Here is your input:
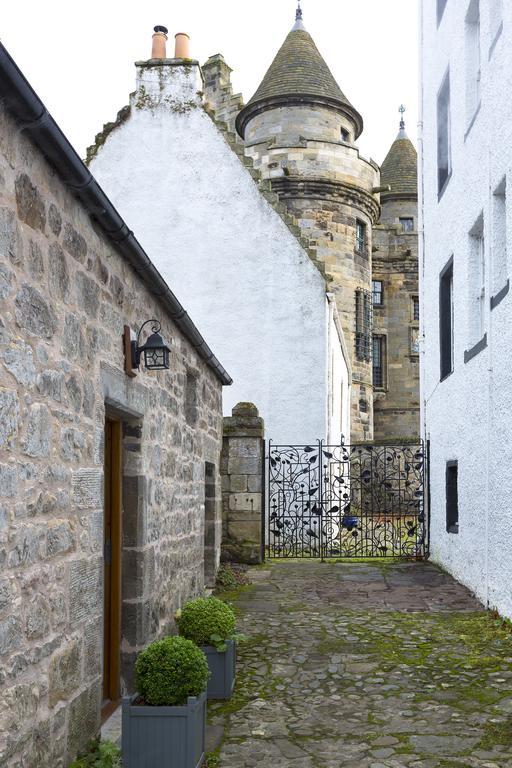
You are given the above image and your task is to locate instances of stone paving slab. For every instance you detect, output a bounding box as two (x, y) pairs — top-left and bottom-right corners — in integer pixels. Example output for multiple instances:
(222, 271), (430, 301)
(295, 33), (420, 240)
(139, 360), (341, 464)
(208, 561), (512, 767)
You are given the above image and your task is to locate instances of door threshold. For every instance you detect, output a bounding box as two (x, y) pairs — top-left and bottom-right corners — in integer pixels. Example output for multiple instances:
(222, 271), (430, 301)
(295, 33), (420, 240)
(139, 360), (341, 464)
(101, 698), (121, 725)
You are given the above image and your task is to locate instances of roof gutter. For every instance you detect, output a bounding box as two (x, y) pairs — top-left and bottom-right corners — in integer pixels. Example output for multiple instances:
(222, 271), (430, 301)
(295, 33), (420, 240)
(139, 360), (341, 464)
(0, 41), (232, 386)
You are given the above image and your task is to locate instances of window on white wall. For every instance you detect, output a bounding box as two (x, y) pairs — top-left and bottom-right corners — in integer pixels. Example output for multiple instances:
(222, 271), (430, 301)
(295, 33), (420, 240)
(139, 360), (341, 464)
(437, 72), (452, 196)
(465, 0), (481, 126)
(492, 178), (507, 294)
(439, 257), (454, 380)
(468, 214), (486, 346)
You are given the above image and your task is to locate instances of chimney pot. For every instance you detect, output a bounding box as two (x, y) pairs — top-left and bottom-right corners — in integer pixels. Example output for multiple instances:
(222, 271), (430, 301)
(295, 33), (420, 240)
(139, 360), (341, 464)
(175, 33), (190, 59)
(151, 25), (168, 59)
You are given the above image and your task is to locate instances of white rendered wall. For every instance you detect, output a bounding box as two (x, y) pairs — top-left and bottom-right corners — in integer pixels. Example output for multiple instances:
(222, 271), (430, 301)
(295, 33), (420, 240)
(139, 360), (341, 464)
(90, 62), (343, 445)
(420, 0), (512, 619)
(326, 295), (351, 445)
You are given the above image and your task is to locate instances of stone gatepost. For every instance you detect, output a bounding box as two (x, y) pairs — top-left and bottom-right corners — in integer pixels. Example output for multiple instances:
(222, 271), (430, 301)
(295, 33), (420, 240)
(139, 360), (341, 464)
(220, 403), (265, 564)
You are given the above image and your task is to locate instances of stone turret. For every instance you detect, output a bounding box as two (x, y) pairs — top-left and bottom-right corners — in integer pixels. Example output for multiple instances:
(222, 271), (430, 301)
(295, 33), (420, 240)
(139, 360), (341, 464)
(236, 6), (380, 441)
(372, 111), (420, 440)
(379, 110), (418, 224)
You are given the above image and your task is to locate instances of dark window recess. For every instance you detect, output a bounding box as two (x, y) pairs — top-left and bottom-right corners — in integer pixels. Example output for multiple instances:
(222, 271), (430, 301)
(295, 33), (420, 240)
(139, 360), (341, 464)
(359, 399), (368, 413)
(446, 461), (459, 533)
(437, 72), (452, 196)
(437, 0), (448, 24)
(400, 217), (414, 232)
(413, 296), (420, 321)
(355, 288), (372, 362)
(372, 336), (385, 388)
(372, 280), (383, 306)
(341, 127), (349, 142)
(355, 220), (367, 253)
(439, 257), (454, 380)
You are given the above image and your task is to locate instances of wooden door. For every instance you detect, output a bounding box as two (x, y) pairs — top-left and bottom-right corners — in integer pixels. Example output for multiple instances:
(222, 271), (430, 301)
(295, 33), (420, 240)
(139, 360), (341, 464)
(103, 418), (122, 717)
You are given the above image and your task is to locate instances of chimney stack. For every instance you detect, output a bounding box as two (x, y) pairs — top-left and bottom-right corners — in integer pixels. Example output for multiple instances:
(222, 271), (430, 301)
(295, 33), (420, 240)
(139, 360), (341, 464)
(174, 33), (190, 59)
(151, 25), (168, 59)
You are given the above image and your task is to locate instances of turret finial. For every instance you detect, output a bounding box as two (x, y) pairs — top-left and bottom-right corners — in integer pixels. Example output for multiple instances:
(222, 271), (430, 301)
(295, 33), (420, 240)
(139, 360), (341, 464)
(399, 104), (406, 130)
(296, 1), (303, 22)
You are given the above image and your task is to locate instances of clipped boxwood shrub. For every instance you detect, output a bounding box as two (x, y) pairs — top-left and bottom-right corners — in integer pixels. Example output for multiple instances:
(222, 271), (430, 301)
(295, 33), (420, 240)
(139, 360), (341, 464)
(135, 636), (209, 706)
(178, 597), (236, 648)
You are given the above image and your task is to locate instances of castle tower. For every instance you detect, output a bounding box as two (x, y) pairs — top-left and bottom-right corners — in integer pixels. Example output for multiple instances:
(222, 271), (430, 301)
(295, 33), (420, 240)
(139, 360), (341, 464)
(236, 5), (380, 442)
(372, 109), (420, 440)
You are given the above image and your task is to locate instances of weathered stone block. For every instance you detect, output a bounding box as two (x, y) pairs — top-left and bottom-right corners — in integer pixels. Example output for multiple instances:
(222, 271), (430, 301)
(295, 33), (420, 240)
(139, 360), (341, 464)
(0, 389), (19, 449)
(0, 615), (23, 655)
(37, 369), (63, 401)
(0, 263), (13, 299)
(227, 456), (261, 475)
(122, 547), (155, 600)
(63, 223), (87, 263)
(23, 403), (52, 457)
(65, 375), (82, 413)
(0, 206), (24, 264)
(48, 203), (62, 236)
(229, 474), (247, 492)
(61, 314), (85, 361)
(46, 521), (74, 558)
(25, 595), (51, 640)
(121, 598), (153, 648)
(48, 638), (82, 707)
(69, 558), (101, 624)
(228, 493), (261, 513)
(0, 463), (17, 497)
(1, 340), (36, 386)
(75, 272), (100, 318)
(72, 469), (102, 509)
(247, 475), (263, 492)
(48, 242), (70, 301)
(15, 174), (46, 231)
(7, 524), (44, 567)
(15, 284), (58, 339)
(122, 475), (147, 547)
(61, 428), (85, 461)
(229, 438), (261, 458)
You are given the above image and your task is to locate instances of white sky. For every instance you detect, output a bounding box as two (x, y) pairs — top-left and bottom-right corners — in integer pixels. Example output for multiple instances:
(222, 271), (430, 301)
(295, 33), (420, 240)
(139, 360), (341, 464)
(1, 0), (418, 165)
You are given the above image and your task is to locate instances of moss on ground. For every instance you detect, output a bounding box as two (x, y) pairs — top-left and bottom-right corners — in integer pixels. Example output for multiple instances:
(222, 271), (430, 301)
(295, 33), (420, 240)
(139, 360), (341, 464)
(209, 563), (512, 763)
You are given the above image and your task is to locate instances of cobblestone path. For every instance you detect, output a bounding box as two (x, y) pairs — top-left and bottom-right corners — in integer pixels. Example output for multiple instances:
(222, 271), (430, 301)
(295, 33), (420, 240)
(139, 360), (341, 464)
(209, 561), (512, 768)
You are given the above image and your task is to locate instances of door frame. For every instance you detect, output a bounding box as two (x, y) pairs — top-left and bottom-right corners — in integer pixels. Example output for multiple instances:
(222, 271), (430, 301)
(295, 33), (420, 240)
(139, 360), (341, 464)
(103, 417), (122, 720)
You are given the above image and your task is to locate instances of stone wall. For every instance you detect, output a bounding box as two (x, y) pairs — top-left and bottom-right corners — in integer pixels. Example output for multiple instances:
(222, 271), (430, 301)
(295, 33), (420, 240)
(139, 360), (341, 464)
(202, 54), (244, 138)
(372, 199), (420, 441)
(220, 403), (264, 564)
(0, 100), (224, 766)
(242, 105), (380, 442)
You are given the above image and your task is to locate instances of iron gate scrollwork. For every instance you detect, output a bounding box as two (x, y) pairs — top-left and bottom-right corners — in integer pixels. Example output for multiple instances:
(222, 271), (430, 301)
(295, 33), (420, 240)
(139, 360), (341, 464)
(267, 440), (426, 558)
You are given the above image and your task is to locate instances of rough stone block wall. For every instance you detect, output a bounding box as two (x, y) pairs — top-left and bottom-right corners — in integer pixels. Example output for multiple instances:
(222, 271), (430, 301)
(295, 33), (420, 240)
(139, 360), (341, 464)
(202, 54), (244, 138)
(372, 202), (420, 441)
(220, 403), (264, 564)
(0, 102), (223, 766)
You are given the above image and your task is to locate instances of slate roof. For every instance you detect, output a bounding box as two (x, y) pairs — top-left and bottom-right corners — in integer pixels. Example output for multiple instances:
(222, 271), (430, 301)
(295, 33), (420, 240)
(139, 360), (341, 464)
(380, 129), (418, 199)
(236, 24), (362, 138)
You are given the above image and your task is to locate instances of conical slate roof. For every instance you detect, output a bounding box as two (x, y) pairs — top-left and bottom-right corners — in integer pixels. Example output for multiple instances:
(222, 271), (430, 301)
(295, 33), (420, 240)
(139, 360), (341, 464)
(380, 127), (418, 200)
(236, 22), (363, 139)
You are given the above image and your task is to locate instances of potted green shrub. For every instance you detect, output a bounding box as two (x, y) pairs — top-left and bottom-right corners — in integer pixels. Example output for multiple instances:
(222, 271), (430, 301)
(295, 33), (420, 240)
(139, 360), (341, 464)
(177, 597), (241, 700)
(122, 636), (209, 768)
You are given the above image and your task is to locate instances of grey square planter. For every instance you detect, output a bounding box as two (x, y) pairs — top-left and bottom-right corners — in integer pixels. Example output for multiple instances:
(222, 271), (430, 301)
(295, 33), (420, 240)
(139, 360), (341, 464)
(121, 690), (206, 768)
(201, 639), (236, 699)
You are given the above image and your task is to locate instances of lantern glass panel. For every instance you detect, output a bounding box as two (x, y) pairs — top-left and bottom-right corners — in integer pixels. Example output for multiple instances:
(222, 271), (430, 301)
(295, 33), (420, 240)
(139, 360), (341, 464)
(144, 346), (168, 370)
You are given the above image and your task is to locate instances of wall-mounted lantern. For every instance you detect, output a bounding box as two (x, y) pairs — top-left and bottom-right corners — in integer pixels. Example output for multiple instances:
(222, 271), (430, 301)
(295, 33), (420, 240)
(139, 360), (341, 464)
(123, 320), (171, 376)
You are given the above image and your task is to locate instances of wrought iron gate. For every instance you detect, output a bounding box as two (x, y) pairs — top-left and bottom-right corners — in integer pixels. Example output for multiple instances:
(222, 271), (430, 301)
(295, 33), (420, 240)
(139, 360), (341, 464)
(267, 441), (427, 559)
